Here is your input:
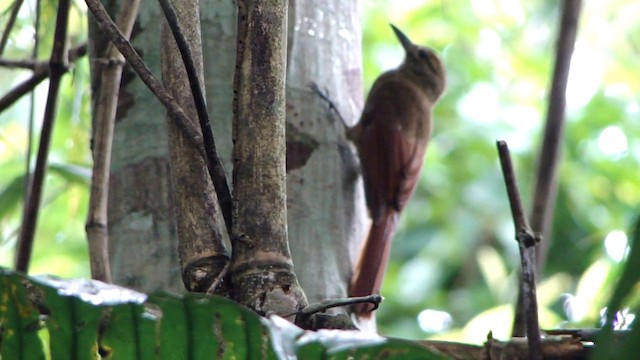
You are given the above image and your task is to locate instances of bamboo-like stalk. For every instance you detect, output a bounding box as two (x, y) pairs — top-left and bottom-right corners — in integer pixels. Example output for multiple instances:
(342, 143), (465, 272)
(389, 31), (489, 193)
(231, 0), (308, 316)
(85, 0), (141, 283)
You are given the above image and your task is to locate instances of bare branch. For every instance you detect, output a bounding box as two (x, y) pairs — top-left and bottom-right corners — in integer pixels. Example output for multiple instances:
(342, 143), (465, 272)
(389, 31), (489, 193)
(15, 0), (72, 273)
(497, 140), (542, 360)
(531, 0), (583, 272)
(0, 44), (87, 113)
(514, 0), (583, 338)
(0, 0), (24, 56)
(84, 0), (206, 158)
(0, 59), (41, 69)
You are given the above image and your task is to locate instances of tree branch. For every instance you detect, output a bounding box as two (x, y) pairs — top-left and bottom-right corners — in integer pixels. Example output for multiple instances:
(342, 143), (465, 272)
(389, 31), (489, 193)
(15, 0), (71, 273)
(0, 44), (86, 113)
(0, 0), (24, 56)
(514, 0), (583, 338)
(530, 0), (583, 273)
(497, 140), (542, 360)
(84, 0), (206, 158)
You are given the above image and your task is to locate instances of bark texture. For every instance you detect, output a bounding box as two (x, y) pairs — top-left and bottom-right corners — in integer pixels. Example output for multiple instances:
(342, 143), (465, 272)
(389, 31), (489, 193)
(231, 0), (307, 316)
(285, 0), (366, 308)
(161, 0), (229, 293)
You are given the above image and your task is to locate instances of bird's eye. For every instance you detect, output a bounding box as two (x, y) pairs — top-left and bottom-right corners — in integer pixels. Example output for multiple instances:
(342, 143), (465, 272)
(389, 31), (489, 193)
(417, 49), (430, 60)
(417, 48), (439, 73)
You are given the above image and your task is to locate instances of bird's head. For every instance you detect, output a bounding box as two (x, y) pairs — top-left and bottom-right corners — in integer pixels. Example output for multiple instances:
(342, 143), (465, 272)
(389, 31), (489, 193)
(391, 24), (446, 102)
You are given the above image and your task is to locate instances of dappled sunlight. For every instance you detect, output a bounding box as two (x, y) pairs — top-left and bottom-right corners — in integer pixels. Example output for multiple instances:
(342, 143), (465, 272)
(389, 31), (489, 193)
(597, 126), (628, 159)
(462, 304), (513, 343)
(417, 308), (453, 333)
(566, 45), (604, 111)
(604, 229), (628, 263)
(574, 258), (614, 321)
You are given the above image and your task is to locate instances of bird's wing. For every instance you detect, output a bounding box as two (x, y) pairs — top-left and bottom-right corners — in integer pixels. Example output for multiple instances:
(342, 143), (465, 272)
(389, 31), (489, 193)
(358, 79), (431, 220)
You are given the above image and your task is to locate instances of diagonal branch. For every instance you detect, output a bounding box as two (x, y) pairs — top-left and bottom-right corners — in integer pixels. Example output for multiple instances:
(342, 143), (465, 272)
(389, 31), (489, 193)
(15, 0), (72, 273)
(530, 0), (583, 274)
(0, 44), (87, 113)
(84, 0), (207, 163)
(0, 0), (24, 56)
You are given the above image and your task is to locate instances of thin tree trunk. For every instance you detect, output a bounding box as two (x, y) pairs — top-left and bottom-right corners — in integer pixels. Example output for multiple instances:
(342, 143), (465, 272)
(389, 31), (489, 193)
(230, 0), (308, 316)
(85, 0), (140, 284)
(161, 0), (229, 293)
(89, 0), (182, 292)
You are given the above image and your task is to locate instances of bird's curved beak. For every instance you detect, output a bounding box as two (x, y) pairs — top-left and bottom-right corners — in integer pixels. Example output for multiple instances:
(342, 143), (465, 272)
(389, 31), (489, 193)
(390, 24), (414, 53)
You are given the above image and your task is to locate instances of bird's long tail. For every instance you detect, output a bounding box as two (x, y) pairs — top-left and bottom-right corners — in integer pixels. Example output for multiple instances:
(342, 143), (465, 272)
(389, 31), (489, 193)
(349, 209), (398, 317)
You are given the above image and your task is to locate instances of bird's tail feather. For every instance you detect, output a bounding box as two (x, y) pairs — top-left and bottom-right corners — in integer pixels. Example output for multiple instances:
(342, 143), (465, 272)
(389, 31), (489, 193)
(349, 210), (398, 317)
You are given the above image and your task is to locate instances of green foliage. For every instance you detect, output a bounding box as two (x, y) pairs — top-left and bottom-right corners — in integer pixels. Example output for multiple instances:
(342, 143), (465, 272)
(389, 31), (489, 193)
(0, 6), (92, 277)
(0, 268), (446, 359)
(363, 0), (640, 340)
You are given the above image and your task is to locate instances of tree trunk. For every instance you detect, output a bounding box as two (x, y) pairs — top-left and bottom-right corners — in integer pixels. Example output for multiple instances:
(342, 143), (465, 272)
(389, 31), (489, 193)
(90, 0), (365, 310)
(160, 0), (229, 293)
(285, 0), (366, 308)
(199, 0), (366, 307)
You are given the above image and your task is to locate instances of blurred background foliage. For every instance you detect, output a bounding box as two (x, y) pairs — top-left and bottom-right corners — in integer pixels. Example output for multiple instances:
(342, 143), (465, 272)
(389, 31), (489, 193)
(364, 0), (640, 341)
(1, 0), (639, 343)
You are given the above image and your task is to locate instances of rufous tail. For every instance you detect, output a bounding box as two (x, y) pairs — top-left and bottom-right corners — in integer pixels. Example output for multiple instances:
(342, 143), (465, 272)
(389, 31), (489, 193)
(349, 209), (398, 317)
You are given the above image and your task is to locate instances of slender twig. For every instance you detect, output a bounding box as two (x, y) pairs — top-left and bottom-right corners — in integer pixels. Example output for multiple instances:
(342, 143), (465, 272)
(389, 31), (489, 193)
(530, 0), (582, 274)
(85, 0), (141, 284)
(15, 0), (71, 273)
(0, 58), (41, 69)
(158, 0), (232, 234)
(0, 0), (25, 55)
(0, 43), (87, 113)
(514, 0), (582, 338)
(497, 140), (542, 360)
(286, 294), (383, 317)
(206, 261), (230, 295)
(84, 0), (206, 160)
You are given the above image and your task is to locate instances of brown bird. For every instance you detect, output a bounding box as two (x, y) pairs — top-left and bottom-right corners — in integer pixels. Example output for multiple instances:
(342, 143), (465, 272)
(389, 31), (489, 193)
(348, 25), (446, 317)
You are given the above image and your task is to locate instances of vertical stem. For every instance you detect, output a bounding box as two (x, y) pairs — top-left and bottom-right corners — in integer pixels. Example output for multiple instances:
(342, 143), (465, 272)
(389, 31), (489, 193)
(85, 0), (141, 283)
(497, 141), (542, 360)
(513, 0), (582, 338)
(15, 0), (71, 272)
(160, 0), (230, 293)
(231, 0), (307, 315)
(530, 0), (583, 274)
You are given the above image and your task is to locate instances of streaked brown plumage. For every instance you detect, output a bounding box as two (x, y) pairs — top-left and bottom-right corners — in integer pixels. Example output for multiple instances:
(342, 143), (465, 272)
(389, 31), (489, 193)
(348, 25), (446, 317)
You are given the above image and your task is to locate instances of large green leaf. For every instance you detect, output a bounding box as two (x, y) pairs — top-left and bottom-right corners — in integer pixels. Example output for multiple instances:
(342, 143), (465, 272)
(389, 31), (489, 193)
(0, 268), (447, 359)
(0, 273), (44, 360)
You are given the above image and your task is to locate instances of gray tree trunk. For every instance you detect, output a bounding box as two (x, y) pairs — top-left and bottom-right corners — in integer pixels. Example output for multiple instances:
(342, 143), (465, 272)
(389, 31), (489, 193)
(285, 1), (366, 307)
